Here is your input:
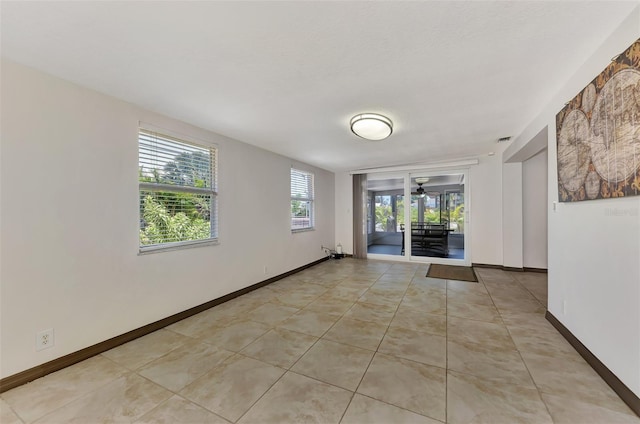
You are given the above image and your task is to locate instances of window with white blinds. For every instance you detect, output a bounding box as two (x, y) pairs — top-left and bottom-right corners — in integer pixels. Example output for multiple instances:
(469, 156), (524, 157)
(138, 129), (217, 252)
(291, 168), (314, 231)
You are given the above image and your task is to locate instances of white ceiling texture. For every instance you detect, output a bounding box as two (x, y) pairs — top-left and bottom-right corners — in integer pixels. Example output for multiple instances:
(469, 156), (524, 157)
(2, 1), (637, 172)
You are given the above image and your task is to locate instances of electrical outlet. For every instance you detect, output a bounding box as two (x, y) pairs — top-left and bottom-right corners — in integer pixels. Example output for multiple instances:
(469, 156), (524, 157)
(263, 265), (268, 274)
(36, 328), (54, 351)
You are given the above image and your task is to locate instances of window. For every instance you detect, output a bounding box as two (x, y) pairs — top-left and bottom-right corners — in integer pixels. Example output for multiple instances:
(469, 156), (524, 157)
(138, 129), (217, 252)
(291, 168), (314, 231)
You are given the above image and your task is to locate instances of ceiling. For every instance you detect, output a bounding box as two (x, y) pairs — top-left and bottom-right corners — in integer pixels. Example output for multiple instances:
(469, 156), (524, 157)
(1, 1), (637, 172)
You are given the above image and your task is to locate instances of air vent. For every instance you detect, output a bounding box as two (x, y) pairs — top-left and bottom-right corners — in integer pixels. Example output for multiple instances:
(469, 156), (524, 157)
(497, 136), (511, 143)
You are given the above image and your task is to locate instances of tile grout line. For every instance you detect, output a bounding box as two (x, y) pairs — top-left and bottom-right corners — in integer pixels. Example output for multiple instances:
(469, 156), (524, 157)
(344, 264), (433, 423)
(478, 269), (556, 422)
(231, 273), (362, 423)
(236, 269), (386, 424)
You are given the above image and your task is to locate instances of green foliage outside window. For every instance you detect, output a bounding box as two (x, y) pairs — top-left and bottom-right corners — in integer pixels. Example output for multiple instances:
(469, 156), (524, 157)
(139, 151), (212, 246)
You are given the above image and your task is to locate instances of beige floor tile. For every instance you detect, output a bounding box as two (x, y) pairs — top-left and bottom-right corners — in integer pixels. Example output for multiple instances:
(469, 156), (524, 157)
(511, 272), (548, 304)
(0, 399), (22, 424)
(302, 277), (343, 288)
(240, 328), (317, 368)
(446, 289), (495, 306)
(291, 339), (374, 390)
(165, 308), (235, 338)
(500, 310), (557, 333)
(378, 273), (414, 284)
(447, 316), (515, 349)
(343, 301), (397, 325)
(240, 286), (280, 303)
(447, 300), (502, 323)
(197, 319), (271, 351)
(485, 284), (537, 302)
(447, 279), (488, 294)
(406, 284), (446, 298)
(474, 269), (516, 284)
(447, 339), (534, 386)
(277, 309), (341, 337)
(522, 352), (634, 414)
(341, 394), (442, 424)
(101, 329), (189, 370)
(370, 281), (410, 294)
(390, 306), (446, 336)
(541, 393), (639, 424)
(411, 277), (447, 290)
(492, 296), (546, 314)
(270, 287), (324, 308)
(2, 356), (128, 423)
(399, 293), (446, 315)
(33, 373), (171, 423)
(359, 288), (405, 307)
(7, 259), (636, 424)
(358, 353), (446, 422)
(322, 285), (369, 302)
(138, 339), (234, 392)
(180, 355), (285, 422)
(134, 395), (231, 424)
(507, 325), (583, 362)
(447, 370), (553, 424)
(246, 302), (300, 326)
(212, 296), (265, 318)
(238, 371), (352, 424)
(337, 279), (376, 290)
(304, 297), (354, 314)
(378, 327), (446, 368)
(323, 317), (388, 351)
(268, 278), (302, 292)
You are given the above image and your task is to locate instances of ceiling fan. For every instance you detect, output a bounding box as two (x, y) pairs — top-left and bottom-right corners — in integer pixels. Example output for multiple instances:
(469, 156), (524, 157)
(411, 177), (429, 196)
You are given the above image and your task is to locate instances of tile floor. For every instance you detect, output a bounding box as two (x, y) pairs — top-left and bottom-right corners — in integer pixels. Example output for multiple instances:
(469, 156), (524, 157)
(1, 259), (638, 423)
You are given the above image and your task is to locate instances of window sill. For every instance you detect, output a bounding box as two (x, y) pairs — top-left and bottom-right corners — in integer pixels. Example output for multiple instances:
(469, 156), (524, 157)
(291, 227), (315, 234)
(138, 238), (219, 255)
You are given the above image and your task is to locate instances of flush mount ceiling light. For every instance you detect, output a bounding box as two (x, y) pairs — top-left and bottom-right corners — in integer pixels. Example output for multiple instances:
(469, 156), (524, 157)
(350, 113), (393, 141)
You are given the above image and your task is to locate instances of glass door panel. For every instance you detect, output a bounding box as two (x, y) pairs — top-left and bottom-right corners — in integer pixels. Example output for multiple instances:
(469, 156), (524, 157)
(409, 174), (465, 261)
(366, 176), (404, 257)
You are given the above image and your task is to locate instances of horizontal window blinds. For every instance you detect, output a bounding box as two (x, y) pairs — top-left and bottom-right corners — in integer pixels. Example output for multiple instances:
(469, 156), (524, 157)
(291, 169), (314, 200)
(139, 129), (217, 250)
(139, 130), (216, 191)
(291, 168), (314, 231)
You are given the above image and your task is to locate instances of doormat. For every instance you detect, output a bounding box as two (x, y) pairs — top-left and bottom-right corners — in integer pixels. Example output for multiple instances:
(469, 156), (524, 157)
(426, 264), (478, 282)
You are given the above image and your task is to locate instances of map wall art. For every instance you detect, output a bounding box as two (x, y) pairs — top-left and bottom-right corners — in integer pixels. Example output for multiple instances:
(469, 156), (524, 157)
(556, 38), (640, 202)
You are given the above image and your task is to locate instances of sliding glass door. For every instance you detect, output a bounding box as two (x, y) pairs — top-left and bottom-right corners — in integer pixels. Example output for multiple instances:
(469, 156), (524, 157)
(366, 175), (405, 257)
(366, 169), (470, 265)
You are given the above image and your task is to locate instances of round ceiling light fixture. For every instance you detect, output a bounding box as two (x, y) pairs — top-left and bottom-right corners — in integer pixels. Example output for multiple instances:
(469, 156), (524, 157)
(350, 113), (393, 141)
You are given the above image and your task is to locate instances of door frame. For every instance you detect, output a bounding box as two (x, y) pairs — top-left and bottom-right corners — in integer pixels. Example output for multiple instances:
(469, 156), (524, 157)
(365, 168), (472, 266)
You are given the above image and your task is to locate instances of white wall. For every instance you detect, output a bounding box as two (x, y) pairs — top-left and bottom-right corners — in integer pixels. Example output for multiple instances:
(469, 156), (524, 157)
(0, 60), (335, 378)
(469, 154), (505, 266)
(501, 162), (524, 269)
(509, 8), (640, 396)
(334, 172), (353, 254)
(522, 149), (548, 269)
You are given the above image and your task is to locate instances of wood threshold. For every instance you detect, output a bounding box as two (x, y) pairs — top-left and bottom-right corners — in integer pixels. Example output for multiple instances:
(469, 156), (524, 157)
(0, 256), (330, 393)
(546, 311), (640, 417)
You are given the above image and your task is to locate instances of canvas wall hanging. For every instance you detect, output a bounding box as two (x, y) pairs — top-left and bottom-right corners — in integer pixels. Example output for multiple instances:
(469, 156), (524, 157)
(556, 38), (640, 202)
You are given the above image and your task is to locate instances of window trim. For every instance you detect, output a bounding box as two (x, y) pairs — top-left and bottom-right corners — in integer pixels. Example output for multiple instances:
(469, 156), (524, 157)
(290, 168), (315, 233)
(138, 126), (218, 253)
